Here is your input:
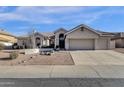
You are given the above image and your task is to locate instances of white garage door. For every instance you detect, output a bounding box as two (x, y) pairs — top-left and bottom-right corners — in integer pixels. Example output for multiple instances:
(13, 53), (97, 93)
(69, 39), (94, 50)
(98, 39), (108, 49)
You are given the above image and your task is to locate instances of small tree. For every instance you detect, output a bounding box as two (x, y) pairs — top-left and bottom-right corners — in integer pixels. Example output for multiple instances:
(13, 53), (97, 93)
(9, 51), (19, 59)
(0, 43), (4, 51)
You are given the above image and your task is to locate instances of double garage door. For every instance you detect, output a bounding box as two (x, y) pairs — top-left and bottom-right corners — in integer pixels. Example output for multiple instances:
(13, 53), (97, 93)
(69, 39), (94, 50)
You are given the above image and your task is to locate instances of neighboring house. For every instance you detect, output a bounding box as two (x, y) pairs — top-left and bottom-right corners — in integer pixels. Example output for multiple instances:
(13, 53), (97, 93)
(17, 24), (118, 50)
(17, 36), (31, 49)
(17, 31), (54, 49)
(111, 32), (124, 48)
(0, 29), (17, 48)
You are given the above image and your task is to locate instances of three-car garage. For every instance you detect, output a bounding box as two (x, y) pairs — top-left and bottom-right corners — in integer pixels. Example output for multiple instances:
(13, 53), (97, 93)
(64, 25), (113, 50)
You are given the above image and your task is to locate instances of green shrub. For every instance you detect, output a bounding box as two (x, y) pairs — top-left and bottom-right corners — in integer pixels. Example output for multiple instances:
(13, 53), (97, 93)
(0, 43), (4, 50)
(9, 51), (19, 59)
(42, 45), (51, 48)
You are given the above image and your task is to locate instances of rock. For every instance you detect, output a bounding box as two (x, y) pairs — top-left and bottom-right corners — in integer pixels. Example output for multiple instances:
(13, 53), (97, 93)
(25, 49), (40, 55)
(30, 56), (35, 59)
(22, 60), (26, 63)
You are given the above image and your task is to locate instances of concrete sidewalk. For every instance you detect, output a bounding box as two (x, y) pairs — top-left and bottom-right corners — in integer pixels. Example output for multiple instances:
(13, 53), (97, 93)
(0, 65), (124, 78)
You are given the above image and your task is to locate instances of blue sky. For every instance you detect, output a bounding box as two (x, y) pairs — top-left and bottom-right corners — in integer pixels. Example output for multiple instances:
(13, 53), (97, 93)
(0, 6), (124, 36)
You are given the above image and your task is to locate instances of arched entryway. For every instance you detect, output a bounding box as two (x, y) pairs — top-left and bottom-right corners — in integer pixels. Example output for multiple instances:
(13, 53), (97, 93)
(59, 34), (65, 49)
(35, 37), (41, 48)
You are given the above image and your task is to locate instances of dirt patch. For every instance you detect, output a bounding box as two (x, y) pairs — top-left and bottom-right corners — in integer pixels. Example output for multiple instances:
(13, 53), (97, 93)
(0, 51), (74, 65)
(113, 48), (124, 54)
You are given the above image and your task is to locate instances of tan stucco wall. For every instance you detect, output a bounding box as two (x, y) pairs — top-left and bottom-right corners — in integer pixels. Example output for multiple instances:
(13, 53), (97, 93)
(66, 28), (99, 39)
(65, 28), (98, 50)
(17, 33), (44, 48)
(115, 39), (124, 48)
(17, 39), (32, 48)
(34, 34), (44, 47)
(65, 28), (112, 50)
(43, 39), (50, 46)
(110, 40), (115, 49)
(55, 30), (66, 47)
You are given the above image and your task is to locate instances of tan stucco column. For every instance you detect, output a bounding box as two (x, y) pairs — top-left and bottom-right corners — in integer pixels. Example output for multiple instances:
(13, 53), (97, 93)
(40, 39), (43, 48)
(31, 36), (36, 49)
(54, 36), (57, 48)
(55, 38), (59, 48)
(107, 38), (110, 49)
(65, 38), (69, 50)
(94, 39), (98, 50)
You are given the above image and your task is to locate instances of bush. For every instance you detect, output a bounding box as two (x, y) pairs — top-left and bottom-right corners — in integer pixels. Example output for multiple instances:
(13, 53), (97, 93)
(12, 43), (19, 49)
(9, 51), (19, 59)
(42, 45), (50, 48)
(0, 43), (4, 50)
(56, 45), (59, 48)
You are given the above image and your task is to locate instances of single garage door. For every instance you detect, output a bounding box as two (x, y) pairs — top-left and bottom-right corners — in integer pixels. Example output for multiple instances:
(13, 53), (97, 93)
(69, 39), (94, 50)
(98, 39), (108, 49)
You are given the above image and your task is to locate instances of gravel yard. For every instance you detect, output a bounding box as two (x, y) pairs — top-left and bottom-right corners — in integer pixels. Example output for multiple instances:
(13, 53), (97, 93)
(0, 51), (74, 65)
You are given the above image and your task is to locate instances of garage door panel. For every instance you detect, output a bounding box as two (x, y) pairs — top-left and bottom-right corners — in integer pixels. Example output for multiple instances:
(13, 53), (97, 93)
(69, 39), (94, 50)
(98, 39), (108, 49)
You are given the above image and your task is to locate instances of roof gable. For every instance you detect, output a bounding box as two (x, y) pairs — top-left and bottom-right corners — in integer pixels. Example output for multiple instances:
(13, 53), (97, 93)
(65, 24), (101, 36)
(54, 28), (67, 34)
(0, 29), (16, 37)
(40, 32), (54, 37)
(34, 32), (44, 37)
(66, 27), (99, 39)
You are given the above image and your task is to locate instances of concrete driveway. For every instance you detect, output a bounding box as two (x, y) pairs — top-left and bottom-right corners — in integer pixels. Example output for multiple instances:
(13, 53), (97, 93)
(70, 50), (124, 65)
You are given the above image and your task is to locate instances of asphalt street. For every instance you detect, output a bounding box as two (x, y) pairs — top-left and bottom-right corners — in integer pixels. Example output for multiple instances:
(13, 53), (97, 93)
(0, 78), (124, 87)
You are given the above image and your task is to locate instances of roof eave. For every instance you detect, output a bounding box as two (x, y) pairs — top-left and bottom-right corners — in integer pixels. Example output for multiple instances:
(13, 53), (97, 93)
(100, 34), (115, 37)
(54, 28), (67, 34)
(65, 24), (101, 36)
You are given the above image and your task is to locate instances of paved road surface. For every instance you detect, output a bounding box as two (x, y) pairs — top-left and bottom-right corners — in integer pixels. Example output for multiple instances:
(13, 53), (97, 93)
(0, 78), (124, 87)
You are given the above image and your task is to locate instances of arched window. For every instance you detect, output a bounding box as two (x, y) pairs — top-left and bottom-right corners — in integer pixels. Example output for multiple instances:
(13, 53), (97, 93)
(35, 37), (41, 48)
(36, 37), (40, 43)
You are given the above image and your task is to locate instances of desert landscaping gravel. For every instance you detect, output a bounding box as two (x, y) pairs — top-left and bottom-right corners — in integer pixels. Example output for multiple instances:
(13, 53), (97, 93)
(0, 51), (74, 65)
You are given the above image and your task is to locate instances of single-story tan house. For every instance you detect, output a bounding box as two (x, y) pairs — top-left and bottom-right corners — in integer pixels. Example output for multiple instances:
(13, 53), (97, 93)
(17, 24), (118, 50)
(0, 29), (17, 48)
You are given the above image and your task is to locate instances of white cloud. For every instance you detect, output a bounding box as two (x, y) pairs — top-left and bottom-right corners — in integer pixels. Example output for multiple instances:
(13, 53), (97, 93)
(41, 6), (83, 13)
(0, 12), (25, 21)
(1, 6), (76, 24)
(0, 6), (124, 25)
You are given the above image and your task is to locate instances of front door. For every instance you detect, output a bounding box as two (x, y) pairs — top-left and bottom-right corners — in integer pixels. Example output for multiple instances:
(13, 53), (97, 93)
(36, 37), (41, 48)
(59, 39), (65, 49)
(59, 34), (65, 49)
